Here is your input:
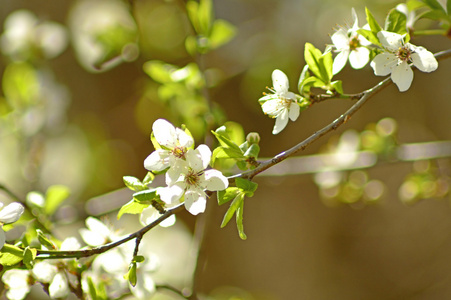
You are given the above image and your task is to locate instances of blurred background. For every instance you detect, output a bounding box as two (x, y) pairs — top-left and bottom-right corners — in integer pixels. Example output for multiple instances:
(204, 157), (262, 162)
(1, 0), (451, 299)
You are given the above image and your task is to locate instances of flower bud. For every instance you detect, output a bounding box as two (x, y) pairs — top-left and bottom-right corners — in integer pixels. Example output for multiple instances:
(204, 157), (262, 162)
(246, 132), (260, 145)
(0, 202), (25, 224)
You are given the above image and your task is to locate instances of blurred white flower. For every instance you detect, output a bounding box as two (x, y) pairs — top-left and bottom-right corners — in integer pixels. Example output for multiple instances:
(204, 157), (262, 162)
(370, 31), (438, 92)
(0, 202), (25, 249)
(259, 69), (299, 135)
(79, 217), (120, 247)
(2, 269), (31, 300)
(331, 8), (371, 74)
(0, 10), (68, 60)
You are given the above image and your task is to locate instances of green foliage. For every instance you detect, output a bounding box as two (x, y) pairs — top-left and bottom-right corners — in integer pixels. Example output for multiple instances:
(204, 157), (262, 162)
(303, 43), (333, 88)
(385, 8), (408, 35)
(0, 244), (24, 266)
(37, 229), (57, 249)
(123, 176), (149, 192)
(44, 185), (70, 215)
(117, 199), (150, 220)
(23, 246), (37, 269)
(218, 178), (258, 240)
(87, 277), (108, 300)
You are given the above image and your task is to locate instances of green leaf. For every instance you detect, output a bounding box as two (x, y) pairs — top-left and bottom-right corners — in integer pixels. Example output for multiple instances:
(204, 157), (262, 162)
(209, 19), (236, 49)
(117, 199), (149, 219)
(385, 8), (408, 34)
(143, 60), (175, 84)
(365, 7), (382, 33)
(212, 129), (245, 158)
(142, 172), (155, 185)
(123, 176), (148, 192)
(235, 178), (258, 196)
(198, 0), (213, 35)
(448, 0), (451, 17)
(124, 262), (138, 287)
(37, 229), (56, 249)
(217, 187), (241, 205)
(331, 80), (344, 95)
(86, 277), (98, 300)
(357, 29), (380, 46)
(304, 43), (333, 84)
(297, 64), (310, 94)
(243, 144), (260, 158)
(23, 246), (37, 269)
(236, 200), (247, 240)
(0, 244), (24, 266)
(422, 0), (447, 12)
(133, 255), (145, 263)
(133, 189), (158, 203)
(44, 185), (70, 215)
(221, 192), (244, 228)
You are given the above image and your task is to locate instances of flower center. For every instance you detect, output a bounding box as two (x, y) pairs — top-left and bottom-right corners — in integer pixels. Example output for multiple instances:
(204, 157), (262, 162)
(349, 36), (360, 50)
(278, 97), (292, 109)
(396, 46), (412, 62)
(185, 168), (202, 187)
(171, 146), (187, 159)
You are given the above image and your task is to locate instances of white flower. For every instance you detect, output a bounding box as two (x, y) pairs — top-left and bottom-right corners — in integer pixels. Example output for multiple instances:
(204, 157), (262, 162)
(370, 30), (438, 92)
(158, 145), (229, 215)
(0, 202), (25, 250)
(79, 217), (119, 247)
(259, 69), (300, 135)
(144, 119), (194, 182)
(2, 269), (31, 300)
(140, 206), (176, 227)
(331, 8), (371, 74)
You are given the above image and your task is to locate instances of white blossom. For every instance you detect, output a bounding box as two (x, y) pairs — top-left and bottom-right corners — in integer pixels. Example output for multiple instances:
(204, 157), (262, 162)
(370, 30), (438, 92)
(140, 205), (176, 227)
(144, 119), (195, 183)
(2, 269), (31, 300)
(331, 8), (371, 74)
(79, 217), (120, 247)
(259, 69), (300, 135)
(158, 145), (229, 215)
(0, 202), (24, 250)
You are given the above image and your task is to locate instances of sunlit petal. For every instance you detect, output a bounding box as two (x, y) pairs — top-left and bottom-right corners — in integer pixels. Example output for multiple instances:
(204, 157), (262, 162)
(391, 61), (413, 92)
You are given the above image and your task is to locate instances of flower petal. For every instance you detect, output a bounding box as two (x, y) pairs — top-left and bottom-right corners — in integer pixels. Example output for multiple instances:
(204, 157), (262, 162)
(331, 29), (349, 50)
(332, 49), (349, 75)
(0, 202), (24, 224)
(195, 144), (212, 170)
(152, 119), (177, 148)
(288, 102), (300, 121)
(158, 184), (184, 205)
(271, 69), (289, 94)
(261, 99), (281, 117)
(49, 273), (69, 299)
(273, 108), (289, 135)
(184, 190), (206, 215)
(371, 53), (398, 76)
(349, 47), (370, 69)
(411, 47), (438, 73)
(377, 30), (403, 51)
(391, 61), (413, 92)
(144, 150), (170, 171)
(175, 128), (194, 148)
(203, 169), (228, 191)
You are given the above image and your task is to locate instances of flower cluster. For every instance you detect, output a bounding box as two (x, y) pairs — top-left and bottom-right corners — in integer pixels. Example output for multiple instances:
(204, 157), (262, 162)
(144, 119), (229, 215)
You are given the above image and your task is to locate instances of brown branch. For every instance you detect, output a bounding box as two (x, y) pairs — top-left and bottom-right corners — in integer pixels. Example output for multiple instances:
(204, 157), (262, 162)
(230, 48), (451, 181)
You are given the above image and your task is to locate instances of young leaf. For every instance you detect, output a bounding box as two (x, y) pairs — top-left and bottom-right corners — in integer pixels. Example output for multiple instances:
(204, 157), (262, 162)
(124, 262), (138, 287)
(133, 189), (158, 203)
(0, 244), (24, 266)
(357, 29), (380, 46)
(221, 192), (244, 228)
(297, 64), (310, 94)
(117, 199), (149, 219)
(37, 229), (56, 249)
(44, 185), (70, 215)
(304, 43), (323, 80)
(209, 19), (236, 49)
(142, 172), (155, 185)
(235, 178), (258, 197)
(123, 176), (147, 192)
(198, 0), (213, 35)
(385, 8), (407, 34)
(331, 80), (344, 95)
(236, 201), (247, 240)
(243, 144), (260, 158)
(218, 187), (241, 205)
(23, 246), (37, 269)
(365, 7), (382, 33)
(211, 130), (245, 158)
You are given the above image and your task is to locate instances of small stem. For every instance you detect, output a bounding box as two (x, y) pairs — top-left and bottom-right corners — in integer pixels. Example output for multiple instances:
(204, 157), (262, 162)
(156, 284), (190, 299)
(413, 29), (448, 36)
